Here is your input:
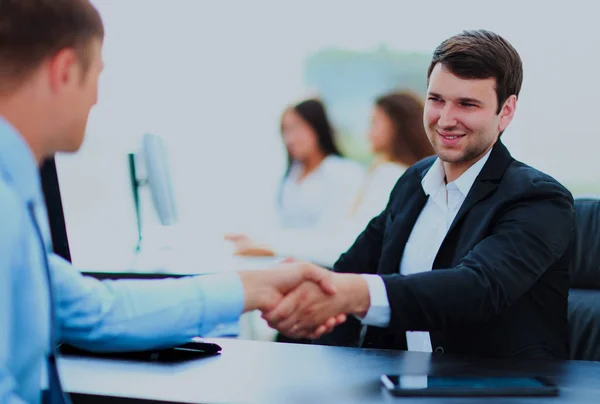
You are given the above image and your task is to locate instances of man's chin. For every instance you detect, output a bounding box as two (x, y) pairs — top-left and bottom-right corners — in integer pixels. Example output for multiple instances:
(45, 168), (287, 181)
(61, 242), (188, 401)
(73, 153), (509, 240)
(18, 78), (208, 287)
(56, 138), (85, 154)
(433, 148), (465, 164)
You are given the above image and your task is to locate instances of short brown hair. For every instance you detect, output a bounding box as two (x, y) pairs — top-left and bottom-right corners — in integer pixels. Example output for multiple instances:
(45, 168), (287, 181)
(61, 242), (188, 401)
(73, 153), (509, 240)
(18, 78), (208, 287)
(375, 91), (435, 166)
(0, 0), (104, 92)
(427, 30), (523, 114)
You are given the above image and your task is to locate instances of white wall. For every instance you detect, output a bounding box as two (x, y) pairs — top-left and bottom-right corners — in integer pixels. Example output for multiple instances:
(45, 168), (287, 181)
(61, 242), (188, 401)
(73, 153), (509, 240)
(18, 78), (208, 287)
(57, 0), (600, 270)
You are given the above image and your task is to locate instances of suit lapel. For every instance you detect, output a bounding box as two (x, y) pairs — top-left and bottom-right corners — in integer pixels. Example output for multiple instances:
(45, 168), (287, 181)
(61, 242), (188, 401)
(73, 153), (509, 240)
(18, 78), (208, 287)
(378, 170), (429, 275)
(446, 140), (514, 237)
(378, 141), (513, 276)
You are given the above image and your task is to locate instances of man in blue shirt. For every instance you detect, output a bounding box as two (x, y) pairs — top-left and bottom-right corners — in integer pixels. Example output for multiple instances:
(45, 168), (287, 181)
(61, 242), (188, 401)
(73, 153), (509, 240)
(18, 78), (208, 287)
(0, 1), (345, 403)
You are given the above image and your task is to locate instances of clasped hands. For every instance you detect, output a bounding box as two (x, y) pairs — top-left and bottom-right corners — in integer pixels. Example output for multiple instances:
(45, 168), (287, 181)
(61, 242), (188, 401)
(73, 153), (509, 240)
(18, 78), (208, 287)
(238, 260), (370, 340)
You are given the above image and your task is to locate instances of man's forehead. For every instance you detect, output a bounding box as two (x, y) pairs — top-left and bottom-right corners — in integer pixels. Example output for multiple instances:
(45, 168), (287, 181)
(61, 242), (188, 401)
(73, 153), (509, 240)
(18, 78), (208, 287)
(428, 64), (496, 99)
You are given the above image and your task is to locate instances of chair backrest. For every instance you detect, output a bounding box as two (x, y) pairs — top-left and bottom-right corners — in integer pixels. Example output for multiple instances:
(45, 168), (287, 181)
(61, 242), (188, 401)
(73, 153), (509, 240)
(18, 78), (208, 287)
(570, 198), (600, 289)
(569, 198), (600, 360)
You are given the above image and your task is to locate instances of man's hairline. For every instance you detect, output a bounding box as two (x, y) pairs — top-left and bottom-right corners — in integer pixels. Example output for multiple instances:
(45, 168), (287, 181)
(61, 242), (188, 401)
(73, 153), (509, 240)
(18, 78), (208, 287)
(426, 62), (518, 115)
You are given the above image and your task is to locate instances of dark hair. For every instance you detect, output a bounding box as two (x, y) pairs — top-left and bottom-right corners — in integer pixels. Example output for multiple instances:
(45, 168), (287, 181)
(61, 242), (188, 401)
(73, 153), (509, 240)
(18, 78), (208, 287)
(427, 29), (523, 114)
(281, 98), (342, 178)
(0, 0), (104, 93)
(375, 91), (435, 166)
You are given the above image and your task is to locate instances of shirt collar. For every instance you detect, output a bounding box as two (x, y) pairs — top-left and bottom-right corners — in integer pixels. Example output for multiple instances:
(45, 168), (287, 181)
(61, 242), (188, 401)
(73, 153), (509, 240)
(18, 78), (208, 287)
(421, 148), (493, 197)
(421, 156), (446, 197)
(0, 116), (44, 204)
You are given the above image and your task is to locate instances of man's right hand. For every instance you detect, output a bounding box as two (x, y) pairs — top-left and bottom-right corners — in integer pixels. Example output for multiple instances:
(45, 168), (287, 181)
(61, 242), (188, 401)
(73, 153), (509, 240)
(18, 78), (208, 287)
(238, 262), (336, 313)
(237, 262), (347, 334)
(262, 272), (369, 339)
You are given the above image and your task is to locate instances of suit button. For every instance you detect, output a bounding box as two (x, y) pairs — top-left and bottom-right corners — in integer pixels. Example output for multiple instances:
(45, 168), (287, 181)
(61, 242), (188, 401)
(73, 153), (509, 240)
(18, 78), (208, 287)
(434, 346), (445, 355)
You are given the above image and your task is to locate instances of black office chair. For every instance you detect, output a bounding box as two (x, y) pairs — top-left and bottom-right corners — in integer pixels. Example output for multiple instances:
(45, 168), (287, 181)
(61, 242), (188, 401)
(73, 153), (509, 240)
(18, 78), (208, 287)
(568, 198), (600, 361)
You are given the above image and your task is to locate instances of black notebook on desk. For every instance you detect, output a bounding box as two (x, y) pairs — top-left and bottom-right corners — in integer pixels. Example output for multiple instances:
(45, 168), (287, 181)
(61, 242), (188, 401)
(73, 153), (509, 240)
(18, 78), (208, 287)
(58, 341), (222, 363)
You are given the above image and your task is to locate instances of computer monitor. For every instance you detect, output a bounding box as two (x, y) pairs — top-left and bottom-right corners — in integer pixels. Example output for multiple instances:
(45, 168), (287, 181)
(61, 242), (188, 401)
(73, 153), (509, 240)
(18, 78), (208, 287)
(40, 157), (71, 262)
(41, 156), (186, 280)
(42, 134), (179, 258)
(129, 133), (178, 252)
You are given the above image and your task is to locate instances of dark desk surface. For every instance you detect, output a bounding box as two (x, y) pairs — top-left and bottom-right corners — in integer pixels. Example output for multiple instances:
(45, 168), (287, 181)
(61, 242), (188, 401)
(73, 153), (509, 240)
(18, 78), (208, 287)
(59, 338), (600, 403)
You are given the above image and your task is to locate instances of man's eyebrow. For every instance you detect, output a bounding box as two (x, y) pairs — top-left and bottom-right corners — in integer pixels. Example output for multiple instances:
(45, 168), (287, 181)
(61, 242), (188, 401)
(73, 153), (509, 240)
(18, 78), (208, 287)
(427, 92), (485, 106)
(457, 97), (484, 105)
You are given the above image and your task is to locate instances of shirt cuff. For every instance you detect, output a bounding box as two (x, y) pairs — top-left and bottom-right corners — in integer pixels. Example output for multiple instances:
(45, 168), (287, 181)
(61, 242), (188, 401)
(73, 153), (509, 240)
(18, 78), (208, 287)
(358, 274), (391, 327)
(194, 273), (245, 334)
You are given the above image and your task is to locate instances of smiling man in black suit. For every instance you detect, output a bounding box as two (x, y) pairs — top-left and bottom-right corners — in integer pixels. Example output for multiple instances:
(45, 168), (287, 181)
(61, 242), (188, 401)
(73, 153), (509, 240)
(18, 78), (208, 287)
(263, 29), (575, 360)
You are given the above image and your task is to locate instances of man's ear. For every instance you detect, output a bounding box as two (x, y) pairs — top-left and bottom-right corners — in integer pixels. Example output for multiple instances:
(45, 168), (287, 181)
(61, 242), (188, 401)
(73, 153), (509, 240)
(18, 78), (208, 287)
(498, 94), (517, 133)
(48, 48), (79, 93)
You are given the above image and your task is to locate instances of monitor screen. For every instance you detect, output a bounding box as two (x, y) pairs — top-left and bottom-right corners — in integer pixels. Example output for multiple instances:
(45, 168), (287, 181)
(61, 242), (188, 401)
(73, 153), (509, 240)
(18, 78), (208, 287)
(41, 158), (71, 262)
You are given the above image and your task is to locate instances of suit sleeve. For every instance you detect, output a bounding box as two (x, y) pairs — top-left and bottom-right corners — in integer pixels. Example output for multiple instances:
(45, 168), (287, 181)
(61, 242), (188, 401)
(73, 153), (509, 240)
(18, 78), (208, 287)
(381, 179), (575, 332)
(331, 210), (387, 274)
(316, 178), (404, 346)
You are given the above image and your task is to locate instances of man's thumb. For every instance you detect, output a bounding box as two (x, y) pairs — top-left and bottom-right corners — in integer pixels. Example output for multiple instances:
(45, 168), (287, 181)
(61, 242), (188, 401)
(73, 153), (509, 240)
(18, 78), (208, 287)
(303, 266), (336, 295)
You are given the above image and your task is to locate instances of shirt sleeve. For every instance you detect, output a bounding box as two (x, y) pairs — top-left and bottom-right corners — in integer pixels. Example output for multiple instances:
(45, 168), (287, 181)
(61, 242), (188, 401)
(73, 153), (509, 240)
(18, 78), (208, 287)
(51, 254), (244, 352)
(358, 274), (391, 327)
(0, 186), (29, 404)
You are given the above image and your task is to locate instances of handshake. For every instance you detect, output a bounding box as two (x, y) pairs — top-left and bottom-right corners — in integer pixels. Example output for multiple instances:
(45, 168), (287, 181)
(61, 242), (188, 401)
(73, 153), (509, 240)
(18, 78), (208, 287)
(238, 260), (370, 340)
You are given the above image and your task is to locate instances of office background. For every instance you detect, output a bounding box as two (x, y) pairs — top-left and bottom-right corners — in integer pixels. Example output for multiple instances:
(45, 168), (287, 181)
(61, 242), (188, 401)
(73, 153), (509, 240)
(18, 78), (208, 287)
(56, 0), (600, 271)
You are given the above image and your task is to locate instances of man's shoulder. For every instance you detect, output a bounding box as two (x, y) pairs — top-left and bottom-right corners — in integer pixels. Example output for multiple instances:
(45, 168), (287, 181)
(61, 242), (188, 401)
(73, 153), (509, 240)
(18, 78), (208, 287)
(382, 156), (436, 201)
(394, 156), (437, 182)
(389, 156), (436, 188)
(0, 177), (26, 249)
(0, 175), (22, 213)
(502, 160), (573, 200)
(411, 155), (438, 175)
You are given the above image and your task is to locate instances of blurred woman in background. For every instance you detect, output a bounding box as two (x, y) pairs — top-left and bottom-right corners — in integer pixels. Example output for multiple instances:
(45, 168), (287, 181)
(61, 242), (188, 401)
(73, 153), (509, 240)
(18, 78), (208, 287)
(275, 98), (366, 229)
(347, 90), (435, 228)
(226, 98), (364, 247)
(227, 91), (433, 266)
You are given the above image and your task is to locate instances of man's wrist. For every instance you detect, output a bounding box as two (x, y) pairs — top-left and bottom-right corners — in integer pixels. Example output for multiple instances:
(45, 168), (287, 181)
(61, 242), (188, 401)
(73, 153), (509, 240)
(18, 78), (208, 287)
(339, 274), (370, 317)
(238, 271), (262, 312)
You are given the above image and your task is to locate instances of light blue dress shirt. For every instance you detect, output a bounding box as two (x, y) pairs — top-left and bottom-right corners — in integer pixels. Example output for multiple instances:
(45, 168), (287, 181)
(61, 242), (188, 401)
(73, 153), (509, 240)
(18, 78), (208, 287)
(0, 117), (245, 404)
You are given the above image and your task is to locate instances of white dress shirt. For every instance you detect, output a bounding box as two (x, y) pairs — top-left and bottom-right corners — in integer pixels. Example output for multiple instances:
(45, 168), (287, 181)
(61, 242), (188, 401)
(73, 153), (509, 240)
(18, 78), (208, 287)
(278, 155), (366, 229)
(360, 149), (492, 352)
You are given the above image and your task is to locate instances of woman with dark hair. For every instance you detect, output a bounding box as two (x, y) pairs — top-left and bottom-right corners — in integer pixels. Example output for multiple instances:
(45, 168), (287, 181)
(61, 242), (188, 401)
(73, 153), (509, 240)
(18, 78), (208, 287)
(225, 98), (364, 254)
(276, 98), (365, 229)
(227, 92), (433, 267)
(370, 90), (434, 167)
(349, 91), (435, 220)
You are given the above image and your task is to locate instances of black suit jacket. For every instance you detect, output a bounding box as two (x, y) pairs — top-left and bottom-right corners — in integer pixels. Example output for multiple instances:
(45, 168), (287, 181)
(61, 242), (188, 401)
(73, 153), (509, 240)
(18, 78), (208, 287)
(318, 141), (575, 359)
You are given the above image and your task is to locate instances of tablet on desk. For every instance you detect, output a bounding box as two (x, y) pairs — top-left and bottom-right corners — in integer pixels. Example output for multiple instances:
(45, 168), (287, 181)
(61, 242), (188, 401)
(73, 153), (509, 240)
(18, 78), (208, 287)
(381, 374), (559, 397)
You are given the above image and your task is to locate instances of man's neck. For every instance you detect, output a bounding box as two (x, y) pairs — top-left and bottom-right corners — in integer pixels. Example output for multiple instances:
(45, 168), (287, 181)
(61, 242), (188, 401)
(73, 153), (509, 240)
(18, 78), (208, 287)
(0, 95), (46, 166)
(442, 144), (494, 184)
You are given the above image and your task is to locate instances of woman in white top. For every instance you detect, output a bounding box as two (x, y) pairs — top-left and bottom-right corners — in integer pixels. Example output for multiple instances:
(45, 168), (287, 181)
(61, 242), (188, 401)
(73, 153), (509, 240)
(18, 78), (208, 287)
(227, 91), (434, 267)
(276, 98), (365, 228)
